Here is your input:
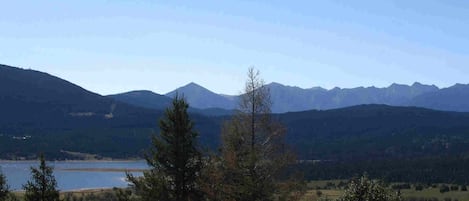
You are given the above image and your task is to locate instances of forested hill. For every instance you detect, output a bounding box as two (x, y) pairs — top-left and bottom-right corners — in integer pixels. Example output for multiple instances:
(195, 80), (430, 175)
(0, 64), (219, 159)
(0, 64), (162, 130)
(278, 104), (469, 160)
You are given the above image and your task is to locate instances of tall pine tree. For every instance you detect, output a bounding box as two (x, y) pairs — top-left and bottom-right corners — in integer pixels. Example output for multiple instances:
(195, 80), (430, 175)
(23, 154), (59, 201)
(127, 95), (203, 201)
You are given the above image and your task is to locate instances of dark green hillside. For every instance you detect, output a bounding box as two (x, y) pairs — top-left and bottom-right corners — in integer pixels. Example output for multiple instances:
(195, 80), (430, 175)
(108, 90), (173, 111)
(0, 64), (221, 159)
(0, 64), (162, 130)
(279, 105), (469, 160)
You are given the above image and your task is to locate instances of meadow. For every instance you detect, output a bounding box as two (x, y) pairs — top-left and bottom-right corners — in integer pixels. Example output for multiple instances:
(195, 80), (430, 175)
(305, 180), (469, 201)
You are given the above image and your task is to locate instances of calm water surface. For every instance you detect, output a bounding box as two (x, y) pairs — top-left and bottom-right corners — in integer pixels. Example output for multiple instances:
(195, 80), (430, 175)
(0, 161), (147, 191)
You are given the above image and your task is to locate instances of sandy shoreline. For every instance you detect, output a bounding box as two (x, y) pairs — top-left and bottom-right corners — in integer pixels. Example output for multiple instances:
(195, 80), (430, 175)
(14, 187), (121, 193)
(61, 187), (118, 193)
(0, 159), (145, 163)
(58, 168), (146, 172)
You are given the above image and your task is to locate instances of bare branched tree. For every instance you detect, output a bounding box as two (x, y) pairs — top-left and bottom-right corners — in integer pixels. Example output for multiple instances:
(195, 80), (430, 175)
(217, 67), (299, 201)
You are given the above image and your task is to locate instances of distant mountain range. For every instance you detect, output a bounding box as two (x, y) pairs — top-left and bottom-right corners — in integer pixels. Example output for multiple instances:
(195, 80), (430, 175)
(4, 63), (469, 116)
(109, 79), (469, 113)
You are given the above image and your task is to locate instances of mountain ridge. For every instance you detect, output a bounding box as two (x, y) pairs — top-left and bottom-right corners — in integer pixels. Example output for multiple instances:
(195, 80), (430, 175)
(112, 80), (469, 113)
(4, 63), (469, 114)
(165, 82), (236, 109)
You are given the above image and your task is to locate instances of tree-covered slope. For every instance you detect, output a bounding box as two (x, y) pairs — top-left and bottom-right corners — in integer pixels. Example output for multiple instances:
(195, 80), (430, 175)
(108, 90), (173, 111)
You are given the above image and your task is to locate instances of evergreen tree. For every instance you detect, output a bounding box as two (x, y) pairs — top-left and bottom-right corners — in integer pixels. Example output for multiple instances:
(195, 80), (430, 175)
(23, 154), (60, 201)
(127, 95), (203, 201)
(218, 67), (296, 201)
(0, 170), (9, 201)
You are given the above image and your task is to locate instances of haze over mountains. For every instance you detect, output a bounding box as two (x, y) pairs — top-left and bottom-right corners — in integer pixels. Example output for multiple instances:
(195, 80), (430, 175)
(3, 63), (469, 117)
(110, 79), (469, 113)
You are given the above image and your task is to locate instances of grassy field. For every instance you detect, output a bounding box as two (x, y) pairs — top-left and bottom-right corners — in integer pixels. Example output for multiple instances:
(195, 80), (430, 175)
(12, 180), (469, 201)
(400, 188), (469, 201)
(13, 188), (118, 201)
(306, 180), (469, 201)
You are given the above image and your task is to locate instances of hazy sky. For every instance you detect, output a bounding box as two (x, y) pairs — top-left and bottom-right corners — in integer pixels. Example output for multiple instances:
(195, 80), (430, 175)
(1, 0), (469, 95)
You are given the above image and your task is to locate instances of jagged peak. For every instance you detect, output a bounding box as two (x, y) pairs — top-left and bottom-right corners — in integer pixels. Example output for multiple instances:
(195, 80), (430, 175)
(184, 82), (205, 88)
(166, 82), (217, 98)
(332, 87), (342, 90)
(310, 86), (327, 91)
(172, 82), (210, 92)
(390, 83), (407, 88)
(449, 83), (469, 88)
(412, 82), (423, 86)
(267, 82), (285, 87)
(267, 82), (303, 89)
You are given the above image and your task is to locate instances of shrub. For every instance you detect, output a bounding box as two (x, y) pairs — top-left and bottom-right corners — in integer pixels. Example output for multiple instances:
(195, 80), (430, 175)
(337, 175), (401, 201)
(316, 190), (323, 197)
(415, 184), (424, 191)
(450, 185), (459, 191)
(392, 183), (411, 190)
(440, 185), (450, 193)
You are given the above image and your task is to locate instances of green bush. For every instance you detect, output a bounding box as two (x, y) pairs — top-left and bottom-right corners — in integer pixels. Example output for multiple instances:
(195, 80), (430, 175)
(316, 190), (323, 197)
(450, 185), (459, 191)
(415, 184), (424, 191)
(337, 175), (401, 201)
(439, 185), (450, 193)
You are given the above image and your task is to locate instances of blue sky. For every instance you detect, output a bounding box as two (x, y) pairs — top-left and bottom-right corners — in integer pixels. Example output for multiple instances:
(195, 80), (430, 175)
(1, 0), (468, 95)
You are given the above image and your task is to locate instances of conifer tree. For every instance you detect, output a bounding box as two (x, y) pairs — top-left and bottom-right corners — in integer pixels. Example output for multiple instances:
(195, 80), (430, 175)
(23, 154), (60, 201)
(0, 170), (9, 201)
(127, 95), (203, 201)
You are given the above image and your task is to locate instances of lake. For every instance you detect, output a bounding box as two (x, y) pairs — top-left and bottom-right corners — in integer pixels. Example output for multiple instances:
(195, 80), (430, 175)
(0, 161), (147, 191)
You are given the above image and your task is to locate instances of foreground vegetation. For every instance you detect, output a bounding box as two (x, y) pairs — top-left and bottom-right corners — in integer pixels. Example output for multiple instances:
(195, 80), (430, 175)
(6, 179), (469, 201)
(306, 180), (469, 201)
